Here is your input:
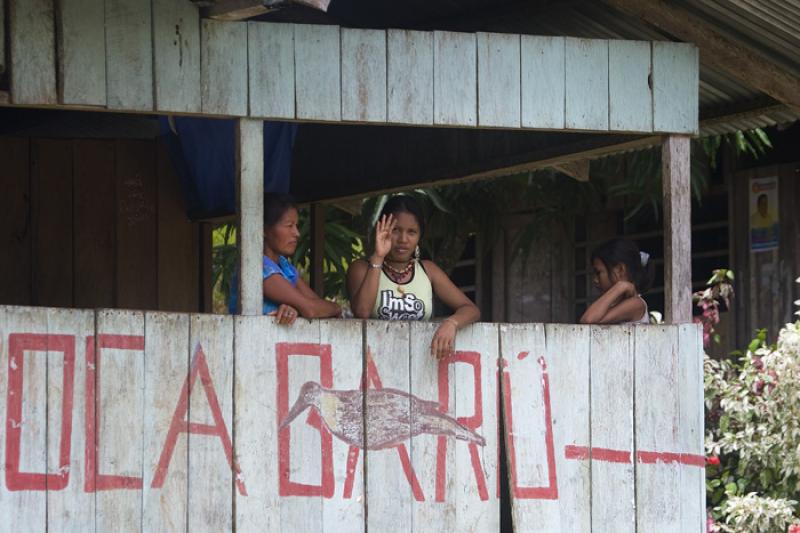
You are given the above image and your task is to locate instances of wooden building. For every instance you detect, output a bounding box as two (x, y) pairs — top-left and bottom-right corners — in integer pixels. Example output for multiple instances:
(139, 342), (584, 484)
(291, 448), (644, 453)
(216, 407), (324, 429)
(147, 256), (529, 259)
(4, 0), (793, 530)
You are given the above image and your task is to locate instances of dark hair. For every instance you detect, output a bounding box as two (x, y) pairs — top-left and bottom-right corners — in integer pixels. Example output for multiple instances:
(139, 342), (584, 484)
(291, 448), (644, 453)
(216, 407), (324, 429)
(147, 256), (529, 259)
(591, 238), (655, 293)
(378, 195), (425, 237)
(263, 193), (296, 228)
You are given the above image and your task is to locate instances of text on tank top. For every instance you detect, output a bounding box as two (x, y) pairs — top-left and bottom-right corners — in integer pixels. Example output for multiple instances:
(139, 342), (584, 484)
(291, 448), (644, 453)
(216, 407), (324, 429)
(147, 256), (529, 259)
(371, 261), (433, 321)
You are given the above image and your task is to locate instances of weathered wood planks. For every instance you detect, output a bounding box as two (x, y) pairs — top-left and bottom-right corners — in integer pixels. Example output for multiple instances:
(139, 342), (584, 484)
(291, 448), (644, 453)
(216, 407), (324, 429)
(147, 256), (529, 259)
(0, 309), (706, 531)
(7, 13), (699, 134)
(57, 0), (106, 106)
(9, 0), (57, 104)
(153, 0), (201, 113)
(105, 0), (153, 111)
(248, 21), (295, 119)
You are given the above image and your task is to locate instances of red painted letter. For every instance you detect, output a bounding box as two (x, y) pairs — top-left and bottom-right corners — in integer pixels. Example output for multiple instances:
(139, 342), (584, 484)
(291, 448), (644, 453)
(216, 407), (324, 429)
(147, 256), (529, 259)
(502, 355), (558, 500)
(85, 335), (144, 491)
(277, 342), (334, 497)
(151, 344), (247, 496)
(435, 351), (488, 502)
(5, 334), (75, 491)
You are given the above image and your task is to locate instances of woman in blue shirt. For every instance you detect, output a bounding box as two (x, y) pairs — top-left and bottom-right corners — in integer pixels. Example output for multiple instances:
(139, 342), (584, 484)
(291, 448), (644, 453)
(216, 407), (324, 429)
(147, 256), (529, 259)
(229, 193), (341, 324)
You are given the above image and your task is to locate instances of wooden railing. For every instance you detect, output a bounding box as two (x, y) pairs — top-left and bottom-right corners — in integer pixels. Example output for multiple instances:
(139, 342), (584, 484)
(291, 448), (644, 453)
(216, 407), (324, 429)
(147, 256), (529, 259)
(0, 305), (704, 531)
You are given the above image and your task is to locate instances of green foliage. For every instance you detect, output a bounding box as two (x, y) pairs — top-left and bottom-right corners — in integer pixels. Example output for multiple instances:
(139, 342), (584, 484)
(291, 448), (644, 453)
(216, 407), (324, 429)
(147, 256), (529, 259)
(705, 277), (800, 530)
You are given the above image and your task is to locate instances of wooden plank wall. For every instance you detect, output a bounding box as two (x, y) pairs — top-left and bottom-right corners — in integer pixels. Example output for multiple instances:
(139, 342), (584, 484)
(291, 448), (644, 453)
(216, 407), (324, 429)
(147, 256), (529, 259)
(0, 136), (201, 312)
(0, 308), (706, 531)
(4, 0), (700, 134)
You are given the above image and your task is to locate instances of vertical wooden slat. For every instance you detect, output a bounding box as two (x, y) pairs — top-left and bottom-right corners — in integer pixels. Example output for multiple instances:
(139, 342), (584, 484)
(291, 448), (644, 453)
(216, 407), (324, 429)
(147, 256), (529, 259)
(0, 137), (31, 305)
(234, 316), (280, 533)
(565, 37), (609, 131)
(410, 322), (453, 530)
(546, 324), (591, 531)
(0, 0), (5, 76)
(609, 40), (652, 132)
(143, 312), (189, 533)
(235, 118), (264, 316)
(662, 135), (692, 323)
(0, 306), (48, 531)
(678, 323), (705, 533)
(635, 325), (681, 532)
(201, 19), (247, 116)
(341, 28), (387, 123)
(501, 323), (562, 530)
(9, 0), (57, 104)
(157, 140), (200, 312)
(188, 314), (235, 531)
(73, 140), (115, 309)
(115, 140), (157, 310)
(248, 21), (295, 119)
(590, 325), (635, 533)
(410, 323), (501, 532)
(653, 42), (699, 134)
(477, 32), (521, 128)
(295, 24), (341, 121)
(276, 319), (324, 533)
(105, 0), (153, 111)
(94, 309), (145, 533)
(365, 320), (413, 532)
(434, 31), (477, 127)
(320, 319), (366, 533)
(57, 0), (107, 106)
(387, 29), (433, 125)
(45, 308), (96, 532)
(31, 139), (74, 307)
(153, 0), (201, 113)
(521, 37), (565, 133)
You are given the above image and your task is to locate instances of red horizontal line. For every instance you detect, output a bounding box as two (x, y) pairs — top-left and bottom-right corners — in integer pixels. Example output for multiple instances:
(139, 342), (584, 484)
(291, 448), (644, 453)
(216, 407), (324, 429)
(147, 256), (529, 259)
(565, 445), (705, 468)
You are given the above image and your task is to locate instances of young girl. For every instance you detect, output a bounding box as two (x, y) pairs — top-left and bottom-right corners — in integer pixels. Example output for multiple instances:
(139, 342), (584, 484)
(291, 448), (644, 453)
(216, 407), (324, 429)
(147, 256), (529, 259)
(346, 195), (480, 359)
(579, 238), (655, 325)
(229, 193), (341, 324)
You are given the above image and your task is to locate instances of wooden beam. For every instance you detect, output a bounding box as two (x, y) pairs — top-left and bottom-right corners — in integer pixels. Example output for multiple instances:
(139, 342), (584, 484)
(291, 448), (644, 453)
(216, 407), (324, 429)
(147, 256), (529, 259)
(603, 0), (800, 114)
(310, 203), (325, 296)
(204, 0), (277, 21)
(236, 119), (264, 315)
(203, 0), (330, 20)
(553, 160), (590, 182)
(662, 135), (692, 323)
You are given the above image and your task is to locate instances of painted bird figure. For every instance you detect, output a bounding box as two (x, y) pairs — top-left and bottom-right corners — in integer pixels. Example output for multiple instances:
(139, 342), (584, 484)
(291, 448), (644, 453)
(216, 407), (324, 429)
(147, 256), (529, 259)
(280, 381), (485, 450)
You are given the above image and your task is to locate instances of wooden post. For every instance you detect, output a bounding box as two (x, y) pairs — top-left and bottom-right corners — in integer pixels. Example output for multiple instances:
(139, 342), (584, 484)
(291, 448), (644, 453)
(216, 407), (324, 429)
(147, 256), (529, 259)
(662, 135), (692, 323)
(236, 119), (264, 315)
(310, 203), (325, 296)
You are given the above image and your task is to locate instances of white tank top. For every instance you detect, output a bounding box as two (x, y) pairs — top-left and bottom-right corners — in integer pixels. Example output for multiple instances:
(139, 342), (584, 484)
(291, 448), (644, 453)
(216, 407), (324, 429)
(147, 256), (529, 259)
(371, 261), (433, 321)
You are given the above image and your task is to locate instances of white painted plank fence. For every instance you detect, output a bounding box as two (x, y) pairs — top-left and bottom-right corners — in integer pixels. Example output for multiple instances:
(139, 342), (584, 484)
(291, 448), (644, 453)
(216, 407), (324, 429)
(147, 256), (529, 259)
(4, 2), (699, 134)
(0, 306), (705, 531)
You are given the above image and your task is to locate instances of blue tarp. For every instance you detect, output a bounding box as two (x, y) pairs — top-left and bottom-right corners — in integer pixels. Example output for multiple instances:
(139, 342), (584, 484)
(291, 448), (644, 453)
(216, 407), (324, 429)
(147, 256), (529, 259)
(159, 117), (298, 220)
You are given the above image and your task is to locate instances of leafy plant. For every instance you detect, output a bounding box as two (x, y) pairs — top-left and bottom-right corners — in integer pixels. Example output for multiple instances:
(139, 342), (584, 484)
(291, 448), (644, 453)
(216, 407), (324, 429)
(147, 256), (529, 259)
(705, 277), (800, 531)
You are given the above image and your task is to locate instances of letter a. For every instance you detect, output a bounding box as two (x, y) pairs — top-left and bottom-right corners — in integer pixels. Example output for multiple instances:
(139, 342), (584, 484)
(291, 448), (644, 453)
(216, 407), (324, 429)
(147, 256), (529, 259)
(151, 344), (247, 496)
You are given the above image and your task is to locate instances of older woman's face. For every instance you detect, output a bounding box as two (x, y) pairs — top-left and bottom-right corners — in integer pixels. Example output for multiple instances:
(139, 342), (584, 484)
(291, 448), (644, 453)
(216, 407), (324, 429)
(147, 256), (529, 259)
(387, 211), (421, 262)
(264, 207), (300, 257)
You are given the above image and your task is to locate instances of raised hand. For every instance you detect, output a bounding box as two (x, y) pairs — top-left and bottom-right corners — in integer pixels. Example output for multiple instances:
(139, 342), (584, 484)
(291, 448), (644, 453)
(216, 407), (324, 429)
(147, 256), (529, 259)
(374, 214), (395, 261)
